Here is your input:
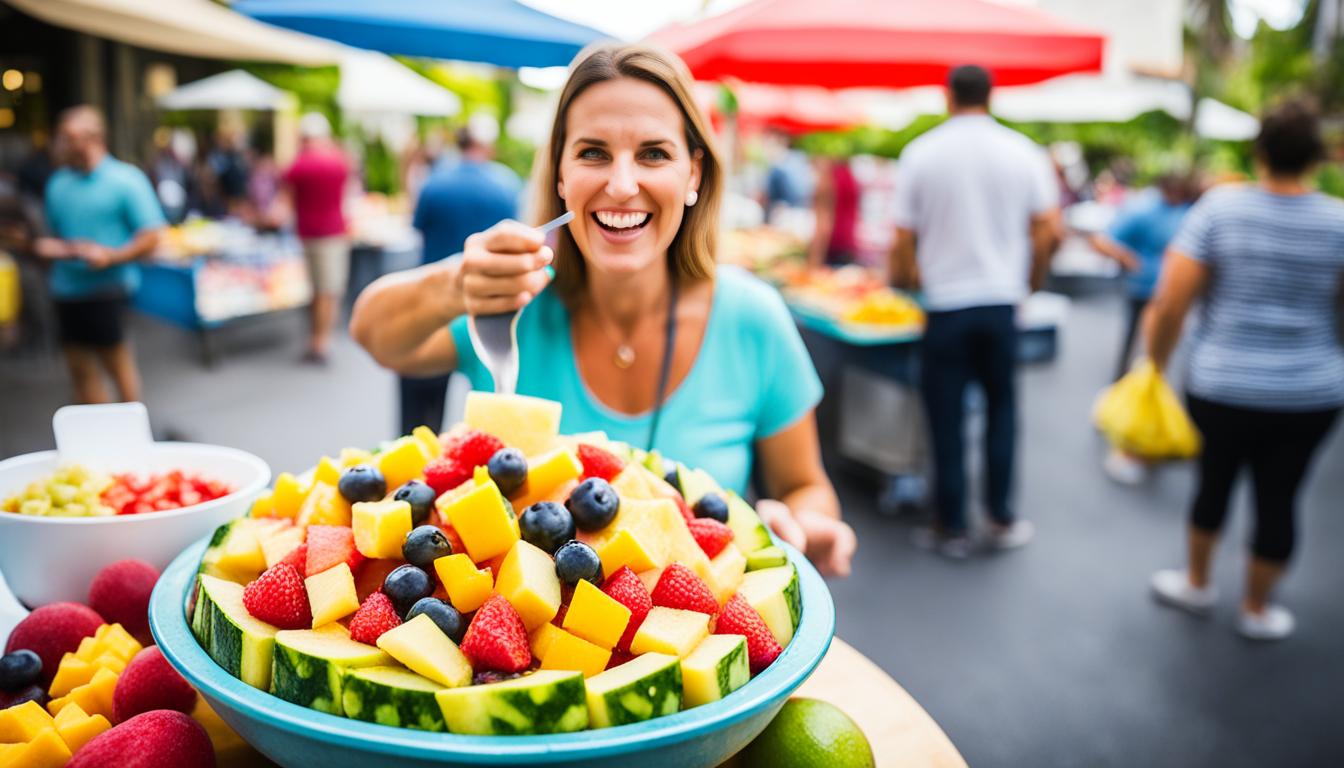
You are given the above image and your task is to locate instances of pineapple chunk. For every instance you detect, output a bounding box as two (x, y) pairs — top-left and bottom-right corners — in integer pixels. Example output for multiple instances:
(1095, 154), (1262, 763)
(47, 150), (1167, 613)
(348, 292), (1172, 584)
(305, 563), (360, 628)
(441, 481), (519, 563)
(375, 614), (472, 688)
(260, 526), (306, 569)
(248, 492), (275, 518)
(377, 437), (433, 490)
(539, 629), (611, 678)
(494, 540), (561, 630)
(630, 607), (710, 658)
(513, 448), (583, 509)
(707, 543), (747, 605)
(352, 499), (413, 559)
(597, 529), (660, 577)
(270, 472), (306, 519)
(562, 580), (630, 650)
(433, 554), (493, 613)
(463, 392), (562, 458)
(609, 465), (658, 501)
(313, 455), (342, 487)
(412, 426), (441, 460)
(339, 447), (374, 468)
(296, 482), (351, 528)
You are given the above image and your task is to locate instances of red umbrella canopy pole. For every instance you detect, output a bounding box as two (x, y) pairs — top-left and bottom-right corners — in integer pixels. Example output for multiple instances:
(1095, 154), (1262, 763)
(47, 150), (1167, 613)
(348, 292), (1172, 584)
(651, 0), (1105, 89)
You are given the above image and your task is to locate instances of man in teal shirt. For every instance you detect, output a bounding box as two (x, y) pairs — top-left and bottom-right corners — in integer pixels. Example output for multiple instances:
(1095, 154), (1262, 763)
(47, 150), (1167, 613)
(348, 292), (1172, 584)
(35, 106), (165, 404)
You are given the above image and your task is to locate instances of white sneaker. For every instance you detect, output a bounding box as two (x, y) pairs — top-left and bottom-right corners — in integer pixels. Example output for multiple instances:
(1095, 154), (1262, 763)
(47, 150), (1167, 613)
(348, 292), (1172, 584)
(987, 520), (1034, 551)
(1104, 449), (1148, 486)
(1237, 605), (1296, 641)
(1150, 569), (1218, 616)
(911, 527), (973, 560)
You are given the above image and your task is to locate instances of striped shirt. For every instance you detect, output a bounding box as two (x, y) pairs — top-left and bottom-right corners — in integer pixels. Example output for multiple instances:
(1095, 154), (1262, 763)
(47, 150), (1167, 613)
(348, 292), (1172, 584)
(1171, 185), (1344, 411)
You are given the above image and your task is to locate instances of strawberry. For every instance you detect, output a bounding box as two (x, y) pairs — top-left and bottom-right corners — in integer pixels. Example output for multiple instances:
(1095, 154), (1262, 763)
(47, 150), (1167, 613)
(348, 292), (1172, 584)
(348, 592), (402, 645)
(602, 566), (652, 652)
(242, 563), (311, 629)
(424, 458), (471, 496)
(716, 594), (782, 674)
(459, 595), (531, 673)
(444, 430), (505, 470)
(688, 518), (734, 558)
(651, 563), (719, 615)
(672, 493), (695, 523)
(305, 525), (364, 578)
(577, 444), (625, 482)
(279, 542), (308, 573)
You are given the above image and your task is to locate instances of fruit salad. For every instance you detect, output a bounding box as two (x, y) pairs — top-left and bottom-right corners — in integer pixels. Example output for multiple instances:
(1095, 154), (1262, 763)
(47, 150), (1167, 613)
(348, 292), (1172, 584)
(188, 392), (801, 735)
(2, 466), (231, 518)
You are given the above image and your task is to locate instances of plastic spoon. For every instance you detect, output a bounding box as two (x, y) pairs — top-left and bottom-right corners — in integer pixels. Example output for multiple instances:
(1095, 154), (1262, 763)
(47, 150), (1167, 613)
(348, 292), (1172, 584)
(466, 211), (574, 395)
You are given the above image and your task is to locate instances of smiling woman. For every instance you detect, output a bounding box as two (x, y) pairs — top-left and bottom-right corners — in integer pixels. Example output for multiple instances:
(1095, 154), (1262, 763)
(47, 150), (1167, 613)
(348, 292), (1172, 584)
(350, 43), (856, 577)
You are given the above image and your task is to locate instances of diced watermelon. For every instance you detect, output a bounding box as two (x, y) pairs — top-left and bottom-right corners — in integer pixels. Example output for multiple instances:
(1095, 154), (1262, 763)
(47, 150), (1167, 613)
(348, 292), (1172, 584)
(306, 525), (365, 578)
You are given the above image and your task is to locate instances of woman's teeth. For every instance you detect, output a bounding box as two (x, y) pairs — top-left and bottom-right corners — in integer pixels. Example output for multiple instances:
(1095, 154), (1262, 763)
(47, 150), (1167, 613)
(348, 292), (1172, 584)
(594, 211), (651, 230)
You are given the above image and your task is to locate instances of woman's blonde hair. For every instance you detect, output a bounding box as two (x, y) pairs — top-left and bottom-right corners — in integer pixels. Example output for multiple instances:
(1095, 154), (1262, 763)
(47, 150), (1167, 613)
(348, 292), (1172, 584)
(533, 42), (723, 306)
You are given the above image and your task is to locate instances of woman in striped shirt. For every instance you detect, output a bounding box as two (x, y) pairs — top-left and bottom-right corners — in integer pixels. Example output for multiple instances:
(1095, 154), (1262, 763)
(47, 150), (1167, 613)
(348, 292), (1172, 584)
(1144, 99), (1344, 641)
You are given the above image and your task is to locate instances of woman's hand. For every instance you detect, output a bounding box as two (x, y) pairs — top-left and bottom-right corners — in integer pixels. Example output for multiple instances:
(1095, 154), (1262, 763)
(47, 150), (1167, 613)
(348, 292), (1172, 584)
(460, 221), (555, 315)
(756, 499), (857, 578)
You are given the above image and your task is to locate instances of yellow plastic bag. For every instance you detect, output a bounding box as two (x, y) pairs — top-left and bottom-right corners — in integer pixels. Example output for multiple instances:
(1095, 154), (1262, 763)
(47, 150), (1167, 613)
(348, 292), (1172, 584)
(1093, 360), (1201, 460)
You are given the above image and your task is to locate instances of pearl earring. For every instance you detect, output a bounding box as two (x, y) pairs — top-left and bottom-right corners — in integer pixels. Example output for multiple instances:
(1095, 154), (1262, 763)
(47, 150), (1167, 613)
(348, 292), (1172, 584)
(685, 190), (698, 207)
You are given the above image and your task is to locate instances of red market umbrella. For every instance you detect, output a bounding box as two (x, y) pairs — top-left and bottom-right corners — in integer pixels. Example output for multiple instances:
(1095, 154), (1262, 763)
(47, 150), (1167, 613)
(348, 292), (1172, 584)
(695, 83), (866, 134)
(650, 0), (1105, 89)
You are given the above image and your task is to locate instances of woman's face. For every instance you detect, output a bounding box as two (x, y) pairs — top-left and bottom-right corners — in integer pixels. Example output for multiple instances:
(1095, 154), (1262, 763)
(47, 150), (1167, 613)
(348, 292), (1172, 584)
(559, 77), (702, 280)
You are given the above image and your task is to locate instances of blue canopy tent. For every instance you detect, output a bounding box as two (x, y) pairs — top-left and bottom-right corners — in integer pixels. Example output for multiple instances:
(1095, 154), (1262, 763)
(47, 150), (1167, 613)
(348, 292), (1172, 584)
(232, 0), (609, 69)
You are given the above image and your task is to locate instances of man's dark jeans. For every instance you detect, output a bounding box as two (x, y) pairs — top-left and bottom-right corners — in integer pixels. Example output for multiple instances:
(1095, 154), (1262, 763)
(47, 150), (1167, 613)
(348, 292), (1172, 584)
(919, 304), (1018, 535)
(399, 374), (451, 437)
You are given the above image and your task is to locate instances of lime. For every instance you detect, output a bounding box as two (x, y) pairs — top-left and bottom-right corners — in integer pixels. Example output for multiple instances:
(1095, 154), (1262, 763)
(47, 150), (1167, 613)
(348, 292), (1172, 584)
(739, 697), (875, 768)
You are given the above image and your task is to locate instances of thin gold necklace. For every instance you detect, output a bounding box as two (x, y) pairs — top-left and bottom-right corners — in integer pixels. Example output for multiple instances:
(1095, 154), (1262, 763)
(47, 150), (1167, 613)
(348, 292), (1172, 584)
(588, 293), (671, 370)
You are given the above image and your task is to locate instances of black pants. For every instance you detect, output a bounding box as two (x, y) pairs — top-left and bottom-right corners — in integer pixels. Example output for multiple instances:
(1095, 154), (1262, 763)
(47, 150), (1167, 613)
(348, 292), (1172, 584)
(399, 375), (450, 437)
(1187, 395), (1339, 563)
(1115, 296), (1148, 381)
(920, 305), (1018, 534)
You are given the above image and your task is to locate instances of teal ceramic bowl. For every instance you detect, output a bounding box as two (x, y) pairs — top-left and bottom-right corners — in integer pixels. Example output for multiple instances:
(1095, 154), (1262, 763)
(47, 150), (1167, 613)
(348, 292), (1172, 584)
(151, 536), (835, 768)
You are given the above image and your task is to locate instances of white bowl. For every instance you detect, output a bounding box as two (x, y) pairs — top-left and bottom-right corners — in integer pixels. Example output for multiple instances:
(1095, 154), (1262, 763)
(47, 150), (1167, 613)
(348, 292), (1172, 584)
(0, 443), (270, 608)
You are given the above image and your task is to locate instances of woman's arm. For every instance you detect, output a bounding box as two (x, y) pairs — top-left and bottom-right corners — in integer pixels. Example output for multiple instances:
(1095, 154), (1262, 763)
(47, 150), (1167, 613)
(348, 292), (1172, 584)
(755, 413), (856, 577)
(1143, 248), (1209, 372)
(349, 258), (465, 377)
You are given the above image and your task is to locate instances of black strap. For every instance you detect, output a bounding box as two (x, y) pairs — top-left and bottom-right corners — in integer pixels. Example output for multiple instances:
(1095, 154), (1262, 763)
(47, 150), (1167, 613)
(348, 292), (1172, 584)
(646, 272), (679, 452)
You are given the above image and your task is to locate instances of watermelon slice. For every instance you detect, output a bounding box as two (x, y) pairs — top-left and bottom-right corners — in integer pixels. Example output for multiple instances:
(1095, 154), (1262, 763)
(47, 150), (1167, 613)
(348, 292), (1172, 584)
(306, 525), (365, 578)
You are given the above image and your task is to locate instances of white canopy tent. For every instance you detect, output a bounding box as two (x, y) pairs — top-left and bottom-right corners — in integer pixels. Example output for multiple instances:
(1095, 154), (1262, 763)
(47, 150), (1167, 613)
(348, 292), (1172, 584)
(157, 70), (293, 112)
(337, 51), (461, 117)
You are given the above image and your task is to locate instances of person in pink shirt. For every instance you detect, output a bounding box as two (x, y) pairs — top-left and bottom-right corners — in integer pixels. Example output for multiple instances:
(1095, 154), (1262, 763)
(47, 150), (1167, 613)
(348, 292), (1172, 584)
(284, 113), (351, 363)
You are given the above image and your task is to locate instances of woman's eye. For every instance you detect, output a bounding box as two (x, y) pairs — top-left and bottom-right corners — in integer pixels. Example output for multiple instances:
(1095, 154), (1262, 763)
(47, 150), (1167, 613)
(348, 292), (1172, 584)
(642, 148), (671, 161)
(578, 147), (607, 160)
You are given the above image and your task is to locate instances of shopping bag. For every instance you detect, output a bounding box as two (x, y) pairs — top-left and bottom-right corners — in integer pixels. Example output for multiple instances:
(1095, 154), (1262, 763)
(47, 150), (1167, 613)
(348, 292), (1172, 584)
(1093, 360), (1201, 460)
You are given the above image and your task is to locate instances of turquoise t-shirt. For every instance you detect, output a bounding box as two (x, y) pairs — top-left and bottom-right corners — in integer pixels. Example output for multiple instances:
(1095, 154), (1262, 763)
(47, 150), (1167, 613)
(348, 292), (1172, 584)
(45, 155), (166, 299)
(449, 265), (823, 495)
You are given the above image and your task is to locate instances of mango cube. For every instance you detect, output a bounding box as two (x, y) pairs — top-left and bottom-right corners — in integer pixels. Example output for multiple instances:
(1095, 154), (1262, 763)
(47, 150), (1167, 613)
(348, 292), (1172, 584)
(305, 562), (360, 627)
(48, 656), (97, 698)
(352, 499), (413, 559)
(297, 481), (351, 528)
(270, 472), (306, 519)
(412, 426), (441, 460)
(597, 529), (659, 577)
(528, 622), (568, 661)
(377, 437), (433, 490)
(539, 629), (611, 678)
(442, 481), (519, 563)
(53, 704), (110, 755)
(0, 728), (70, 768)
(494, 540), (561, 630)
(562, 580), (631, 650)
(0, 700), (54, 742)
(630, 607), (710, 658)
(48, 667), (117, 720)
(513, 449), (583, 509)
(91, 623), (142, 661)
(433, 554), (493, 613)
(314, 455), (342, 487)
(463, 392), (563, 458)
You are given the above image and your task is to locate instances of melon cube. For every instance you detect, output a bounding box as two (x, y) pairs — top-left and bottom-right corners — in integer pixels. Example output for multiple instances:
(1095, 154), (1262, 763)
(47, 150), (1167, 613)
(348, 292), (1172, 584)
(562, 580), (630, 650)
(305, 563), (360, 628)
(297, 481), (351, 528)
(377, 437), (433, 490)
(270, 472), (306, 519)
(528, 622), (568, 661)
(513, 448), (583, 509)
(597, 529), (659, 577)
(352, 499), (413, 559)
(376, 614), (472, 688)
(433, 554), (493, 614)
(494, 540), (561, 631)
(630, 607), (710, 658)
(441, 481), (519, 563)
(313, 455), (342, 487)
(412, 425), (441, 460)
(707, 543), (747, 605)
(0, 700), (54, 742)
(1, 728), (70, 768)
(539, 629), (611, 678)
(463, 392), (562, 458)
(260, 526), (306, 569)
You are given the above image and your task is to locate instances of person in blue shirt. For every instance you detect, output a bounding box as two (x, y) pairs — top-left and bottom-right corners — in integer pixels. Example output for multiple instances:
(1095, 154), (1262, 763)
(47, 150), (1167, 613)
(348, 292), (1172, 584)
(353, 43), (856, 577)
(1089, 173), (1199, 381)
(399, 117), (522, 436)
(33, 106), (165, 404)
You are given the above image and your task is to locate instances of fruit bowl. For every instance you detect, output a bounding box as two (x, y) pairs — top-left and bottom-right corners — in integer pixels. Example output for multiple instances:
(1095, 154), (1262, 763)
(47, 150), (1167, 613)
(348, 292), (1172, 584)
(151, 535), (835, 768)
(0, 443), (270, 607)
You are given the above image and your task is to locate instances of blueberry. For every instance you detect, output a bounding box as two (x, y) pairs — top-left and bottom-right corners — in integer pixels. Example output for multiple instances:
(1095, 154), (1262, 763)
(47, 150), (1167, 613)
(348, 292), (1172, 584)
(0, 650), (41, 692)
(392, 480), (437, 526)
(473, 670), (523, 685)
(662, 459), (680, 489)
(338, 464), (387, 503)
(553, 540), (603, 587)
(406, 597), (465, 643)
(519, 502), (575, 555)
(0, 684), (47, 710)
(487, 448), (528, 497)
(402, 525), (453, 571)
(565, 478), (620, 532)
(381, 565), (434, 617)
(693, 492), (729, 523)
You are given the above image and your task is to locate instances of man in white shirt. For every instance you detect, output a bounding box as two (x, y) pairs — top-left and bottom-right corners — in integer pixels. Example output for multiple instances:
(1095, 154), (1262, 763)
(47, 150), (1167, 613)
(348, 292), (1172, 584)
(891, 65), (1059, 558)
